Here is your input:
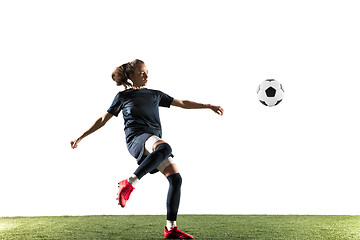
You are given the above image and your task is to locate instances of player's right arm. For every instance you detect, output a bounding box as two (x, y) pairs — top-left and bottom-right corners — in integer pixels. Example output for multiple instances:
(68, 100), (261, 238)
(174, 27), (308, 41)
(71, 112), (113, 149)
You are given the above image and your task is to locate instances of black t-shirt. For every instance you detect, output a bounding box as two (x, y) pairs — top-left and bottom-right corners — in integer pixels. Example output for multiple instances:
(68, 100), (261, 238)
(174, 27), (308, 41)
(107, 88), (174, 143)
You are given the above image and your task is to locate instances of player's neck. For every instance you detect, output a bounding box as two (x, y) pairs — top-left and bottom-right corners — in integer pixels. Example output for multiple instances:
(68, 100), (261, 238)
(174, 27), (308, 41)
(131, 86), (145, 90)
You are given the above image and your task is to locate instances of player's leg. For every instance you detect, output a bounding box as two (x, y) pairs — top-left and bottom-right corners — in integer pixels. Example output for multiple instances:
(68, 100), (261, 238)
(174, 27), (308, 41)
(151, 139), (181, 230)
(162, 164), (193, 239)
(117, 136), (172, 207)
(133, 138), (172, 179)
(141, 136), (183, 230)
(163, 164), (180, 229)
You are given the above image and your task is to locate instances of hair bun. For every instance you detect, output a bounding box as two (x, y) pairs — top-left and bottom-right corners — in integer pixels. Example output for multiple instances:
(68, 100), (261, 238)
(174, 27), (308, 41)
(112, 59), (144, 89)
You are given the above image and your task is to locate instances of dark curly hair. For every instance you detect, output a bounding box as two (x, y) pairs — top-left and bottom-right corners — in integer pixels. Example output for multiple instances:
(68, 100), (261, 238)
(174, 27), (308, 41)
(112, 59), (145, 89)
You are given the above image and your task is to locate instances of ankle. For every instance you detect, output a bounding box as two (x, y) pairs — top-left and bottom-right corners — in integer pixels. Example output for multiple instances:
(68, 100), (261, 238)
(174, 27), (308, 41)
(167, 220), (176, 230)
(128, 174), (139, 187)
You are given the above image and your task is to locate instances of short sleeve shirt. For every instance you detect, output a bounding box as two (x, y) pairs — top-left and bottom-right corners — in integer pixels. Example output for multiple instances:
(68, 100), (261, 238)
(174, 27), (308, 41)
(107, 88), (173, 143)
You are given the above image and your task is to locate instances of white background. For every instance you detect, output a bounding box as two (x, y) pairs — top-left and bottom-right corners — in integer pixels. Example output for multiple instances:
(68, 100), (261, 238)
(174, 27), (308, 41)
(1, 0), (360, 217)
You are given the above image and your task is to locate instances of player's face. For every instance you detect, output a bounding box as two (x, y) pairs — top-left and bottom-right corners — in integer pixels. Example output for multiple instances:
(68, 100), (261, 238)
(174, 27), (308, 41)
(131, 64), (148, 87)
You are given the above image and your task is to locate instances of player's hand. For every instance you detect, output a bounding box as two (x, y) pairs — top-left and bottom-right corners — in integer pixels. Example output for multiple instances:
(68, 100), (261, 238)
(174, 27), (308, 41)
(71, 137), (82, 149)
(209, 105), (224, 116)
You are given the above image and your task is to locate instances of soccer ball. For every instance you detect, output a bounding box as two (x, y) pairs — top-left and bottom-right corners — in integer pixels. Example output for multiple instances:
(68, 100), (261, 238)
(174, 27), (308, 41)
(257, 79), (284, 107)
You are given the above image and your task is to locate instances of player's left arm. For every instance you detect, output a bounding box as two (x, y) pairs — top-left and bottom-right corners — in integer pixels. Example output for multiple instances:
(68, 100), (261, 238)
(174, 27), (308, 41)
(171, 99), (224, 116)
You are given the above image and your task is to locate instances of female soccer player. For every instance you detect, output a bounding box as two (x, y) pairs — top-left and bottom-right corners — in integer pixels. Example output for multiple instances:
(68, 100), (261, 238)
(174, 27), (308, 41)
(71, 59), (224, 239)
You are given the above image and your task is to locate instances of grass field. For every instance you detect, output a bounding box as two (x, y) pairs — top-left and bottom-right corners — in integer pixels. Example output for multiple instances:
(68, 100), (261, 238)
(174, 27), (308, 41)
(1, 215), (359, 239)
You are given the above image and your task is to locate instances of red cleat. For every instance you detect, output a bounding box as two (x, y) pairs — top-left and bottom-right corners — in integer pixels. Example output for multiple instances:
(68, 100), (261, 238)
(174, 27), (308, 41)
(116, 179), (135, 208)
(164, 226), (193, 239)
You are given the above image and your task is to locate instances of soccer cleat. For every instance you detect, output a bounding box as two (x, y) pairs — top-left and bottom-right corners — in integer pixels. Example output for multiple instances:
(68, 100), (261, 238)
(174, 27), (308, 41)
(116, 179), (135, 208)
(164, 226), (193, 239)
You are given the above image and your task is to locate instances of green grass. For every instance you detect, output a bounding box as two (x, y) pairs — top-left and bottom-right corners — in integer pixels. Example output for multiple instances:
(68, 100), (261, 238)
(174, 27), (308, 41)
(1, 215), (359, 239)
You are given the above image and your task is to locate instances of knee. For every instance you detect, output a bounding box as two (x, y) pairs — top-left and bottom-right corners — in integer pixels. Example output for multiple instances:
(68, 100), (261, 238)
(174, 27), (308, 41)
(167, 173), (182, 188)
(152, 140), (167, 152)
(155, 142), (172, 157)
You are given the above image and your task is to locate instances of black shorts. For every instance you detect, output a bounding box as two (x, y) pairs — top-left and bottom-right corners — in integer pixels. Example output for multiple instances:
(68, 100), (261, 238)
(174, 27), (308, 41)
(126, 133), (153, 164)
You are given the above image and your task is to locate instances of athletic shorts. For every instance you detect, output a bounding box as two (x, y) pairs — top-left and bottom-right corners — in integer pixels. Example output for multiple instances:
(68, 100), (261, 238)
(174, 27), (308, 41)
(126, 133), (175, 174)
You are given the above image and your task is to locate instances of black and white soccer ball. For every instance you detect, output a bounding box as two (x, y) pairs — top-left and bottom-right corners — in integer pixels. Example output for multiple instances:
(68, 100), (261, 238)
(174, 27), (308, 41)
(257, 79), (284, 107)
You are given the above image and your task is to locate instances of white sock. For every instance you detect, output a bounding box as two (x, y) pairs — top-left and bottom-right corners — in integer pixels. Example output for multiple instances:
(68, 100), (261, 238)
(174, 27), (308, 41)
(167, 220), (176, 230)
(128, 174), (139, 187)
